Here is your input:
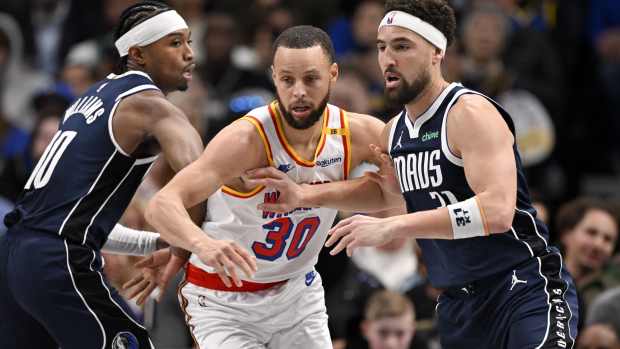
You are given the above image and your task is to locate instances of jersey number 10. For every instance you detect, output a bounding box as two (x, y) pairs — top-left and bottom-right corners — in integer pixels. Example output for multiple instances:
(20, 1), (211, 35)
(252, 216), (321, 261)
(24, 130), (77, 190)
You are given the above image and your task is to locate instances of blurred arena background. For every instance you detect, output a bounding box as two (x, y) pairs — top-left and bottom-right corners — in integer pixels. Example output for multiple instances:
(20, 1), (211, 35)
(0, 1), (619, 348)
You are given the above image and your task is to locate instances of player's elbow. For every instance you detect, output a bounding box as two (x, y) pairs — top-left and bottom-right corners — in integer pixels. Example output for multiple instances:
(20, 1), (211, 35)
(488, 209), (514, 234)
(480, 191), (515, 234)
(145, 192), (171, 229)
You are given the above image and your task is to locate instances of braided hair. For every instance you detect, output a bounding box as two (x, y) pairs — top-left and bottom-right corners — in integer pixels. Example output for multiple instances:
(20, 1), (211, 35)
(113, 1), (172, 72)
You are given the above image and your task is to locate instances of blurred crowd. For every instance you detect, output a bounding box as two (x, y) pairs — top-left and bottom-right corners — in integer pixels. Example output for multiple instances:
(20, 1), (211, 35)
(0, 0), (620, 348)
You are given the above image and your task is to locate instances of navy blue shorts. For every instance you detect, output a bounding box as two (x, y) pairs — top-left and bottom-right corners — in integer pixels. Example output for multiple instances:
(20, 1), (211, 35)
(436, 251), (579, 349)
(0, 228), (153, 349)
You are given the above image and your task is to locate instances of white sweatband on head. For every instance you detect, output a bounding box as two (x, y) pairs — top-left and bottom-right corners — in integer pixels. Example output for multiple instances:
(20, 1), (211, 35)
(102, 224), (160, 256)
(447, 196), (489, 239)
(379, 10), (447, 53)
(115, 10), (188, 57)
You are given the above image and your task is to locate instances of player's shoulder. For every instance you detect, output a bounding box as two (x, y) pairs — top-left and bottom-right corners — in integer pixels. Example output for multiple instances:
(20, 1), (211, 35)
(346, 111), (386, 131)
(450, 93), (499, 122)
(120, 89), (177, 118)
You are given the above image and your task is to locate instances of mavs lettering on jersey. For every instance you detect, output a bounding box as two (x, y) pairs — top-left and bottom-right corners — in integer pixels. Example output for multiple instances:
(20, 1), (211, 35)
(392, 149), (443, 192)
(389, 83), (550, 288)
(7, 71), (160, 250)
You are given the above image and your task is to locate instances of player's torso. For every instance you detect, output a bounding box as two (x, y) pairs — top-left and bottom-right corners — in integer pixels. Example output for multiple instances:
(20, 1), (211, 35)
(389, 82), (550, 288)
(11, 71), (160, 249)
(191, 102), (351, 282)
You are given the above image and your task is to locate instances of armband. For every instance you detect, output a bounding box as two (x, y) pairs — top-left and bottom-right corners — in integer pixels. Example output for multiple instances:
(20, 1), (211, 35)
(447, 196), (489, 239)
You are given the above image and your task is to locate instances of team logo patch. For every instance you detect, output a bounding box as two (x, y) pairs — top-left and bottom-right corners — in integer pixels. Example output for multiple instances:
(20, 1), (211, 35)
(112, 331), (139, 349)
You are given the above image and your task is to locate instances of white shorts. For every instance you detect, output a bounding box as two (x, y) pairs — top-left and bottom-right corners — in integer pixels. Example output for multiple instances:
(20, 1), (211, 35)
(178, 270), (332, 349)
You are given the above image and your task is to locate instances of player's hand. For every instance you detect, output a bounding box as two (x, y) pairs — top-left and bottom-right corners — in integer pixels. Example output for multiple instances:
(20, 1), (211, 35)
(123, 248), (187, 305)
(196, 237), (258, 288)
(365, 144), (401, 196)
(325, 214), (399, 257)
(245, 167), (304, 213)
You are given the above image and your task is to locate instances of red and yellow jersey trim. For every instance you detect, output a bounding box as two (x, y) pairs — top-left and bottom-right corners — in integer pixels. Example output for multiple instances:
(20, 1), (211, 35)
(339, 109), (352, 179)
(268, 101), (329, 167)
(220, 115), (272, 199)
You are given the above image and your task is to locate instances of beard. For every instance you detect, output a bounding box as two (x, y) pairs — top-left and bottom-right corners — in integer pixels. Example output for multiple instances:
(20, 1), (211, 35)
(385, 68), (431, 106)
(276, 90), (330, 130)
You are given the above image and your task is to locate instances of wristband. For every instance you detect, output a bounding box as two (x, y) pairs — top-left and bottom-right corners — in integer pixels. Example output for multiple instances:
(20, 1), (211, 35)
(447, 196), (489, 239)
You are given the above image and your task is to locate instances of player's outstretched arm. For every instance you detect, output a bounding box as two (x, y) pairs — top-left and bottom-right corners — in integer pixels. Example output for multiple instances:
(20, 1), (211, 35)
(246, 114), (404, 212)
(145, 119), (263, 286)
(326, 95), (517, 256)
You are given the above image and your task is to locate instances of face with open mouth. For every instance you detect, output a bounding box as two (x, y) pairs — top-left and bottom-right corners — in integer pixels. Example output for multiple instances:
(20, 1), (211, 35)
(383, 66), (430, 106)
(377, 26), (436, 106)
(276, 92), (329, 130)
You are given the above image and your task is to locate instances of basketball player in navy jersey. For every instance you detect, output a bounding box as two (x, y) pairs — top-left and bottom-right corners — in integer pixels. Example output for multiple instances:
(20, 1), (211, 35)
(0, 2), (255, 348)
(247, 0), (579, 348)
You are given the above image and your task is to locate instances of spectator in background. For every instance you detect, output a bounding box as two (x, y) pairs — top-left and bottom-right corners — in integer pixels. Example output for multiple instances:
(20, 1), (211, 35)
(577, 323), (620, 349)
(199, 11), (273, 141)
(589, 0), (620, 167)
(0, 12), (50, 131)
(556, 198), (620, 316)
(587, 286), (620, 340)
(330, 66), (372, 115)
(459, 5), (513, 97)
(458, 5), (557, 194)
(361, 290), (417, 349)
(328, 0), (392, 117)
(0, 110), (61, 201)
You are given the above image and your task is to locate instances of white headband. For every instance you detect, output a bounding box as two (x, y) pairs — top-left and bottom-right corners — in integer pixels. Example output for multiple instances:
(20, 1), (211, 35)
(115, 10), (188, 57)
(378, 10), (447, 53)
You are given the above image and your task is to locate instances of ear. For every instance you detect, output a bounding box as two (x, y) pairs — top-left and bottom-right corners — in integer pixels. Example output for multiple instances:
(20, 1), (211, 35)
(330, 62), (339, 83)
(128, 46), (146, 66)
(431, 48), (444, 66)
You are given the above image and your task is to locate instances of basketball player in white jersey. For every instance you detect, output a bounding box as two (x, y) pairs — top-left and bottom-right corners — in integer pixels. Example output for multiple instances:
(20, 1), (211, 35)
(140, 26), (386, 348)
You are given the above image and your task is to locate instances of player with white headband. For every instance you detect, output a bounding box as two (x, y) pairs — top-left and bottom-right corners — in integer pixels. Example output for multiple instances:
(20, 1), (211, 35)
(0, 1), (256, 348)
(247, 0), (579, 348)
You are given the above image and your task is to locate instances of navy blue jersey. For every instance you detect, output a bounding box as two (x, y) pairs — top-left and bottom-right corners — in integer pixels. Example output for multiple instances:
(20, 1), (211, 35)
(8, 71), (160, 250)
(389, 83), (549, 288)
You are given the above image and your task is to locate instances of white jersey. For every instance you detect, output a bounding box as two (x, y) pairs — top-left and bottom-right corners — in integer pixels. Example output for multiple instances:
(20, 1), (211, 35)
(190, 101), (351, 282)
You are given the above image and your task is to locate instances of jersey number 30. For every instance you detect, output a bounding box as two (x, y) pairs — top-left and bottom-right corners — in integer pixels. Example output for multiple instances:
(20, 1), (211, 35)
(252, 217), (321, 261)
(25, 130), (77, 190)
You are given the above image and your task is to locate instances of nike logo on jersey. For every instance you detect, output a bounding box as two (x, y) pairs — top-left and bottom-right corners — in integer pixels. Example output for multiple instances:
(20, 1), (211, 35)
(305, 271), (316, 286)
(277, 163), (294, 173)
(393, 149), (443, 192)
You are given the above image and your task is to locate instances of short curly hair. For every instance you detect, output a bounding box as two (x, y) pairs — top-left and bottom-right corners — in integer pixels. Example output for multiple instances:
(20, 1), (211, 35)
(384, 0), (456, 48)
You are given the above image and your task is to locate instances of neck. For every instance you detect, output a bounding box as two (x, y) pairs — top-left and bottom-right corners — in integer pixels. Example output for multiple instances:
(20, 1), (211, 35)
(404, 77), (449, 123)
(124, 64), (170, 95)
(277, 103), (324, 147)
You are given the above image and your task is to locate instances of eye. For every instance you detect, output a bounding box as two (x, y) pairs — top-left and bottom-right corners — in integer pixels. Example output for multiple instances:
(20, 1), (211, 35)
(187, 39), (193, 46)
(395, 43), (409, 51)
(377, 44), (386, 52)
(304, 75), (319, 84)
(281, 76), (293, 85)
